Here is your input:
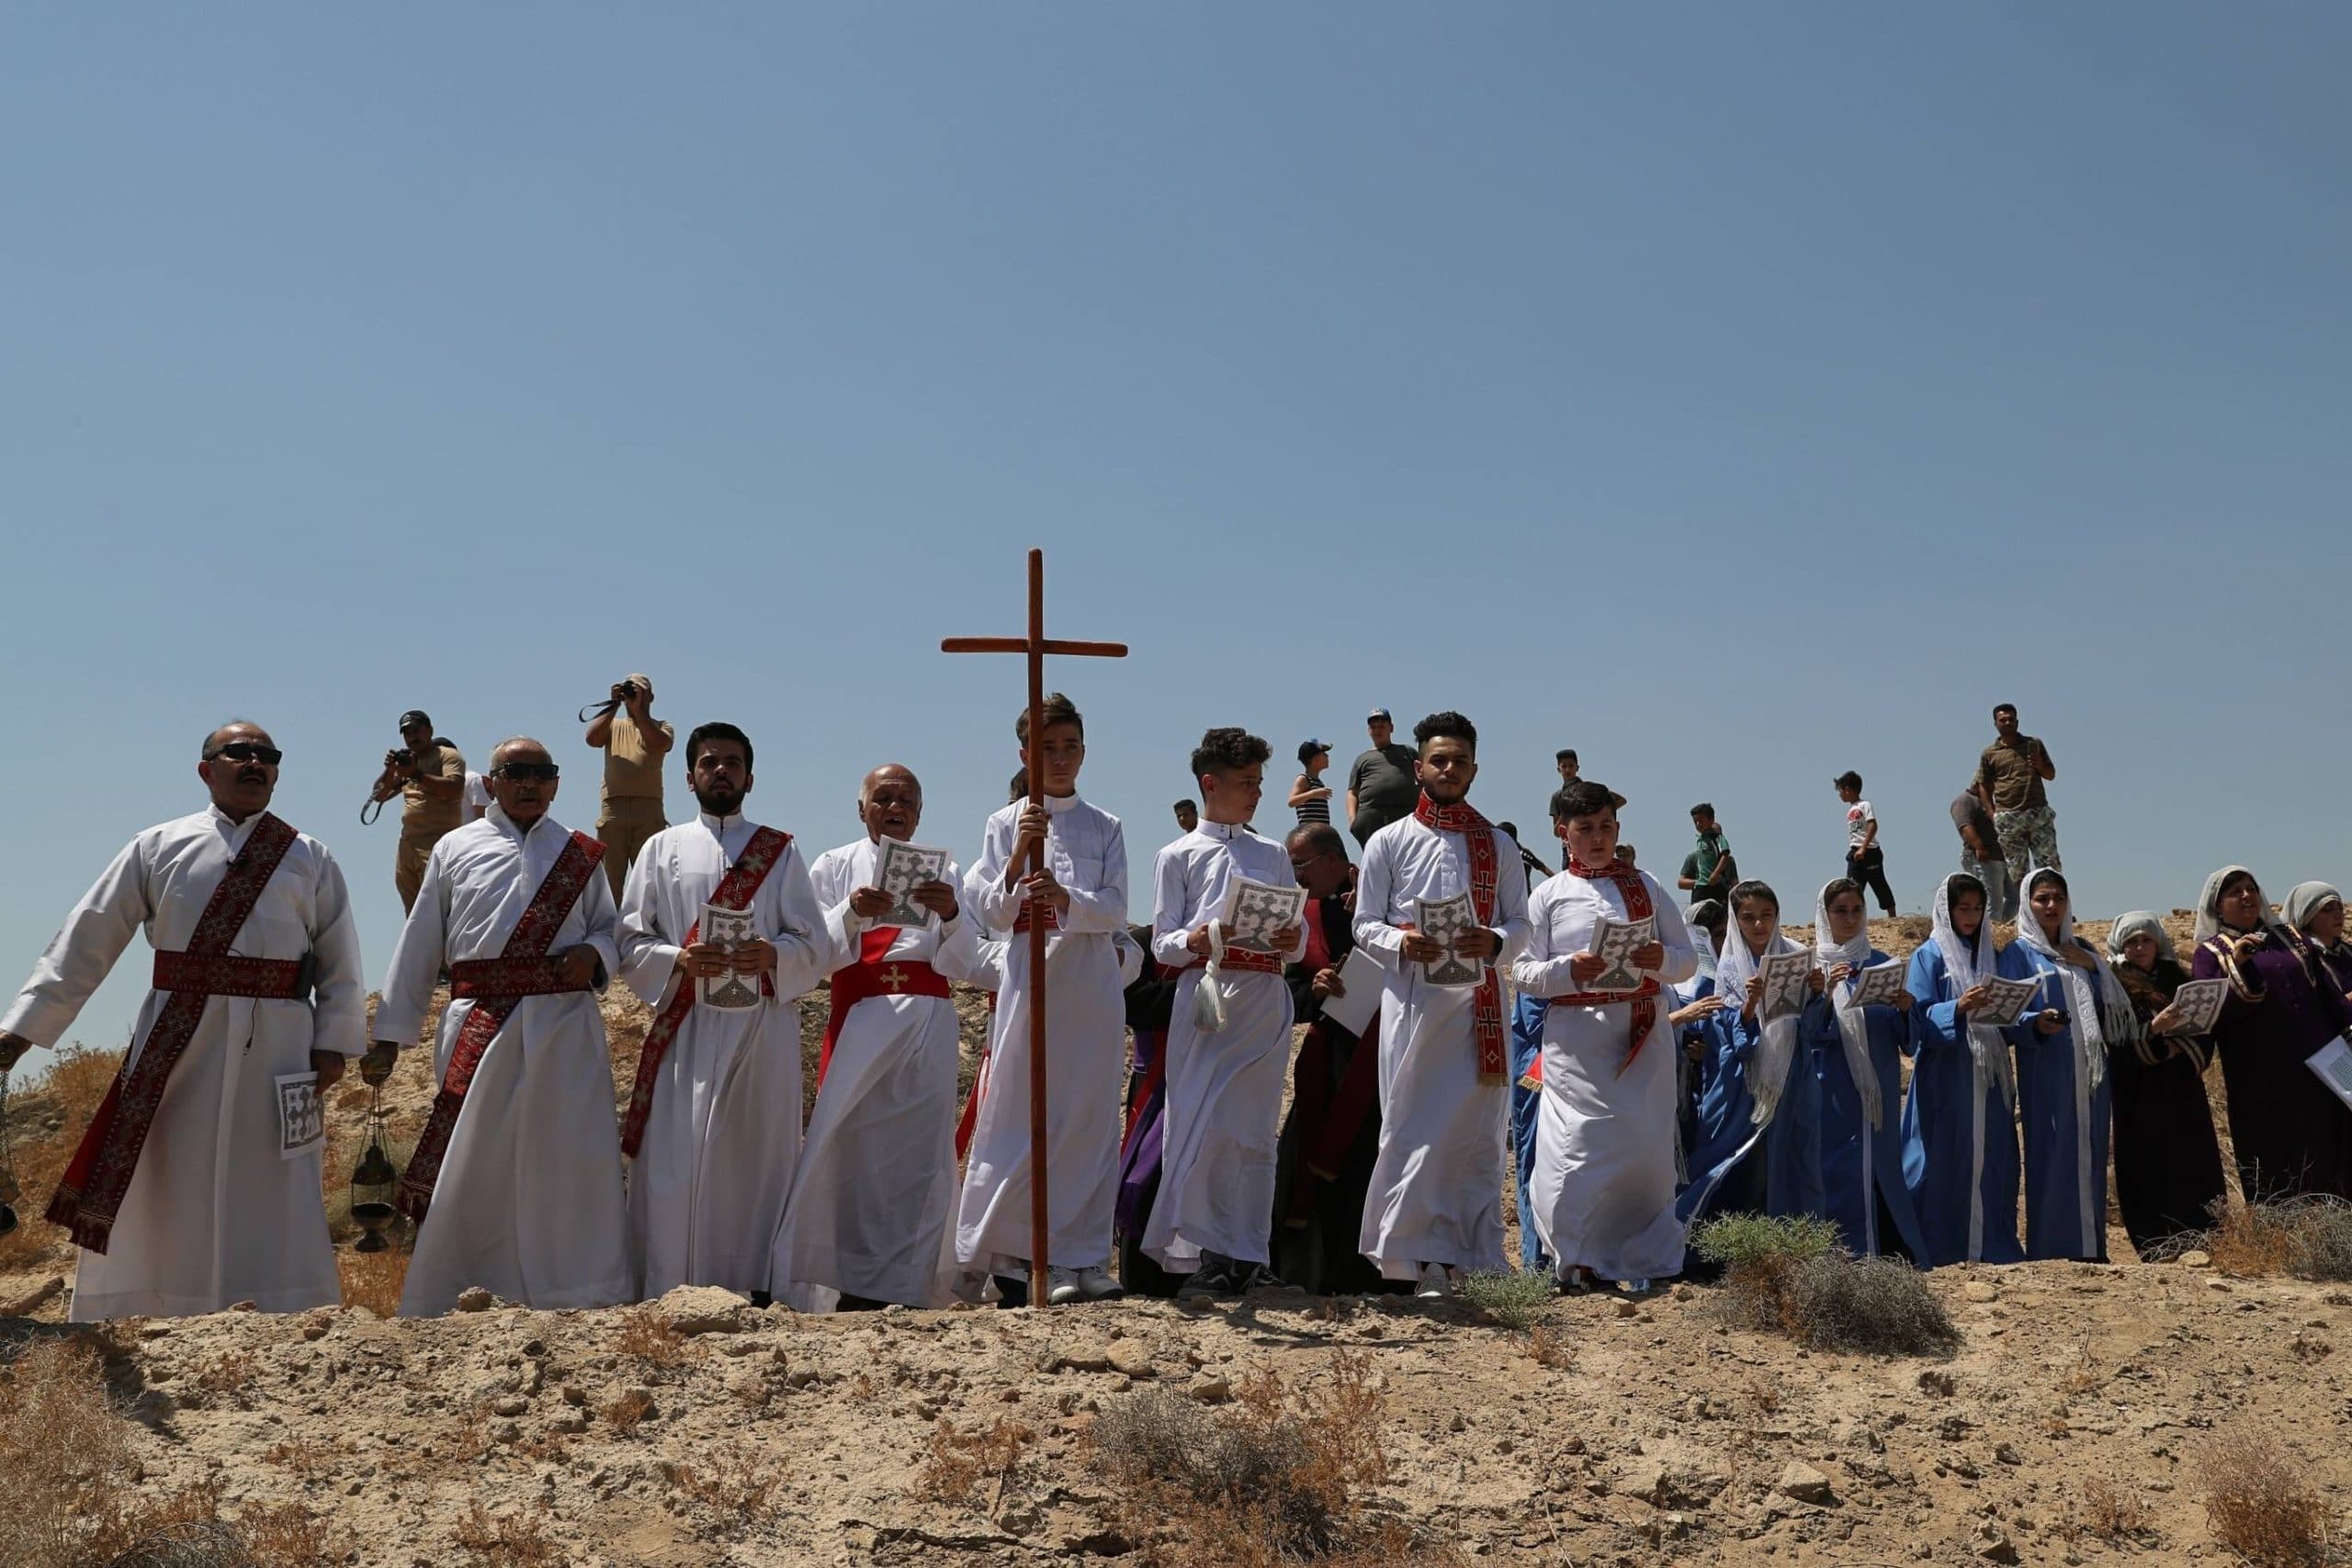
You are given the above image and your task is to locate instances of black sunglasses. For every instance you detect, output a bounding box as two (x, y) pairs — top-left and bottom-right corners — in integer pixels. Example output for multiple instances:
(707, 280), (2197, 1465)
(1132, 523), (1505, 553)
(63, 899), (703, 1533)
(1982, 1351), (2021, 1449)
(206, 742), (283, 764)
(494, 762), (560, 781)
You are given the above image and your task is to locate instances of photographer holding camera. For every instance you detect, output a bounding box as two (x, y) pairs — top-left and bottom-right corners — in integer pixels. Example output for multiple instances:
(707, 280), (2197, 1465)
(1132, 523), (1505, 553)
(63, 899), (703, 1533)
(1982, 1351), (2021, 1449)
(368, 709), (469, 912)
(582, 672), (673, 897)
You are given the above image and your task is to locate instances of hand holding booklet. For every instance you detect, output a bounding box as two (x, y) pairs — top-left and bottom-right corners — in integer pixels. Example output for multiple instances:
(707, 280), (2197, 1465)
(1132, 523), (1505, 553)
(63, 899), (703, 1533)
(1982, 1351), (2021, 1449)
(1970, 976), (2039, 1028)
(1756, 951), (1815, 1023)
(1317, 947), (1384, 1038)
(873, 839), (952, 931)
(1414, 893), (1486, 987)
(2162, 978), (2228, 1036)
(1585, 915), (1656, 994)
(698, 904), (763, 1011)
(1850, 964), (1907, 1009)
(1221, 876), (1307, 953)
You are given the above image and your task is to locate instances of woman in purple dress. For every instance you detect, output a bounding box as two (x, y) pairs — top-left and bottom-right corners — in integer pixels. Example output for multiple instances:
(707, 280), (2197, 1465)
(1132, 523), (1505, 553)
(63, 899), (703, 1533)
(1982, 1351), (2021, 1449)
(2285, 884), (2352, 1003)
(2191, 867), (2352, 1203)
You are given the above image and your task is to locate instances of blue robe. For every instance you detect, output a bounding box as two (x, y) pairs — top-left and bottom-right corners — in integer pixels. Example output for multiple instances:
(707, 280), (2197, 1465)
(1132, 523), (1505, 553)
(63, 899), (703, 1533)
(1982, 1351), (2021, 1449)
(1672, 974), (1717, 1177)
(1677, 994), (1833, 1227)
(1902, 938), (2029, 1265)
(1815, 952), (1930, 1259)
(2012, 953), (2112, 1261)
(1508, 991), (1549, 1269)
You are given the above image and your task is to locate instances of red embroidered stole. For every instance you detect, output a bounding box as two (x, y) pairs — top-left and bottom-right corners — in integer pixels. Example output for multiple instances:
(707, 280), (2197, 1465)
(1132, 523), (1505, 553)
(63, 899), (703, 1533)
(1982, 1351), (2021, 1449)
(48, 814), (301, 1253)
(617, 825), (790, 1156)
(1414, 795), (1506, 1085)
(1549, 859), (1663, 1078)
(819, 926), (951, 1088)
(397, 830), (604, 1220)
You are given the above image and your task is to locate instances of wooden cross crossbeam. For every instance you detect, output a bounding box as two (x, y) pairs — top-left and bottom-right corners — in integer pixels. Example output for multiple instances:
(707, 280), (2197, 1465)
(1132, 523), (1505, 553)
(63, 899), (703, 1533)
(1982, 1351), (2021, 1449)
(941, 548), (1127, 1303)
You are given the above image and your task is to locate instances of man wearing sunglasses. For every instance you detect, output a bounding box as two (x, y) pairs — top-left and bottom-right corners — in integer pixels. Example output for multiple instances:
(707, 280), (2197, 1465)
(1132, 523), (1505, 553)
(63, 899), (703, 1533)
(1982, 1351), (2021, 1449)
(0, 721), (367, 1320)
(368, 737), (632, 1316)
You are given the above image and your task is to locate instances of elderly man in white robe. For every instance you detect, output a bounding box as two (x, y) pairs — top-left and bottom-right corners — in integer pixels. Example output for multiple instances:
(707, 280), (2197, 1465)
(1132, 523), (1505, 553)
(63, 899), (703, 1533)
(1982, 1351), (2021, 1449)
(0, 721), (366, 1320)
(1352, 711), (1531, 1299)
(368, 737), (632, 1317)
(616, 722), (827, 1302)
(1511, 779), (1695, 1292)
(772, 762), (982, 1310)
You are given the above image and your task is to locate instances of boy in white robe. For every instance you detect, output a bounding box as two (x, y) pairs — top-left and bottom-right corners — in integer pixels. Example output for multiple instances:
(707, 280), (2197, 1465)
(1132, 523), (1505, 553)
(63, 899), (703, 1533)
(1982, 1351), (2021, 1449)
(772, 762), (983, 1309)
(953, 692), (1131, 1306)
(1142, 728), (1306, 1296)
(1351, 711), (1531, 1298)
(616, 722), (828, 1301)
(368, 738), (633, 1317)
(0, 722), (365, 1320)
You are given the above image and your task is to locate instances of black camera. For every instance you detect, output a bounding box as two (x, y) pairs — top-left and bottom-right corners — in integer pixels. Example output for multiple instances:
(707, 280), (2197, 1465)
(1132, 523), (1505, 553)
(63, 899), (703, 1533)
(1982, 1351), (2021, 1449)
(387, 748), (414, 771)
(616, 681), (640, 702)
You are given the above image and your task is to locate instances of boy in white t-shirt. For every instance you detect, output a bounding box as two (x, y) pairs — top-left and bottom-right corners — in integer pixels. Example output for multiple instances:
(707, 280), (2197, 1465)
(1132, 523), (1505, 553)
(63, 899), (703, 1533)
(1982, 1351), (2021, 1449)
(1834, 771), (1897, 917)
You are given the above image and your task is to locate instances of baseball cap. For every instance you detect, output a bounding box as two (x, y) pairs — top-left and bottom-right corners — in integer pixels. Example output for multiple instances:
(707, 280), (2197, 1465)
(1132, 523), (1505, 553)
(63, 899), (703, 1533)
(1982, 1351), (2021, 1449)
(398, 709), (431, 731)
(1367, 706), (1392, 723)
(1298, 738), (1330, 765)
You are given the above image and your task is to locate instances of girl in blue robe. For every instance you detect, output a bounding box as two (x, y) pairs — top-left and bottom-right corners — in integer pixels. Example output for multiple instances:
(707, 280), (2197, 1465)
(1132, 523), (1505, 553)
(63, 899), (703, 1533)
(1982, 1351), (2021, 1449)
(1903, 873), (2030, 1266)
(2010, 869), (2126, 1261)
(1678, 881), (1835, 1229)
(1811, 879), (1930, 1260)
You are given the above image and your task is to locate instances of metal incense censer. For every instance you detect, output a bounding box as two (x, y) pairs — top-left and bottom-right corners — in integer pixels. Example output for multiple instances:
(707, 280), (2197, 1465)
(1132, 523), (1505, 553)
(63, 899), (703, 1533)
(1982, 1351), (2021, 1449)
(348, 1083), (398, 1252)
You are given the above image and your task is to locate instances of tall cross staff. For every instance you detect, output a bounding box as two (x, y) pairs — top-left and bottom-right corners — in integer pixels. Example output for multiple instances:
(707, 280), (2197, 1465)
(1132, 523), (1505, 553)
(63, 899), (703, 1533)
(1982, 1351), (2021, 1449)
(942, 548), (1126, 1303)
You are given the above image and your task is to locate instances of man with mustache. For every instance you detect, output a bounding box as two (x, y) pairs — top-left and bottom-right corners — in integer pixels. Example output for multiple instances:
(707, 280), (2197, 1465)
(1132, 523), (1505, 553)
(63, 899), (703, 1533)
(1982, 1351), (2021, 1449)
(0, 721), (366, 1319)
(368, 737), (632, 1315)
(615, 723), (828, 1300)
(771, 762), (985, 1309)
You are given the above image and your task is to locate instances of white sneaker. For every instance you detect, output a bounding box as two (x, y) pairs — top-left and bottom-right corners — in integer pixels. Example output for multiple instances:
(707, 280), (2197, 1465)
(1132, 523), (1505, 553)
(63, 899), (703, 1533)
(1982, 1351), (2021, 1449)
(1415, 1263), (1452, 1300)
(1077, 1266), (1126, 1302)
(1046, 1265), (1083, 1305)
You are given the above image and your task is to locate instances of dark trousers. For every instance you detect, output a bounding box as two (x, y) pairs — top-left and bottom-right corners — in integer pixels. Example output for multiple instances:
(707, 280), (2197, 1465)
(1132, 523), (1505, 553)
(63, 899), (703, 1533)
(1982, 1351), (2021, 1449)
(1846, 848), (1896, 915)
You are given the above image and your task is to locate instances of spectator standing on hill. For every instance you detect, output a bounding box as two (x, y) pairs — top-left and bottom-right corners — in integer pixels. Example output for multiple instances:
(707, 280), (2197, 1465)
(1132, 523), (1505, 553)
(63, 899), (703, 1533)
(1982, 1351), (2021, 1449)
(1172, 799), (1199, 835)
(1344, 708), (1420, 848)
(369, 709), (468, 914)
(1290, 740), (1333, 829)
(1974, 704), (2059, 876)
(1678, 804), (1737, 907)
(1951, 785), (2015, 922)
(1835, 772), (1897, 917)
(584, 674), (674, 900)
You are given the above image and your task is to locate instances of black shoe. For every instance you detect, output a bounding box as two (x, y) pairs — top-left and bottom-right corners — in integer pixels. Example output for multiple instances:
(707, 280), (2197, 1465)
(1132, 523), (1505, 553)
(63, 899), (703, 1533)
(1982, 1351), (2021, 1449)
(992, 1272), (1030, 1309)
(1177, 1253), (1236, 1301)
(749, 1289), (774, 1309)
(1235, 1262), (1285, 1293)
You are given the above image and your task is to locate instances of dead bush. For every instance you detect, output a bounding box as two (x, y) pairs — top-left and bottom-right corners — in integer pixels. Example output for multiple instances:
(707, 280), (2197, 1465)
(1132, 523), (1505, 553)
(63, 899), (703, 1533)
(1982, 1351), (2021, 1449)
(2197, 1430), (2334, 1566)
(1526, 1325), (1574, 1370)
(232, 1504), (333, 1567)
(662, 1450), (777, 1525)
(2069, 1476), (2153, 1544)
(0, 1337), (141, 1568)
(923, 1416), (1036, 1509)
(614, 1308), (695, 1370)
(599, 1389), (656, 1436)
(1088, 1350), (1423, 1563)
(0, 1047), (121, 1273)
(336, 1249), (407, 1318)
(450, 1503), (562, 1568)
(2205, 1197), (2352, 1282)
(1688, 1215), (1954, 1355)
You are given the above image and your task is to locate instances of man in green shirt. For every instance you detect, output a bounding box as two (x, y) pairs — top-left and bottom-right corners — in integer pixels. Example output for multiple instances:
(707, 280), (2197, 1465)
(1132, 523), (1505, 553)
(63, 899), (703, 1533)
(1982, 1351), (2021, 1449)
(1677, 803), (1736, 906)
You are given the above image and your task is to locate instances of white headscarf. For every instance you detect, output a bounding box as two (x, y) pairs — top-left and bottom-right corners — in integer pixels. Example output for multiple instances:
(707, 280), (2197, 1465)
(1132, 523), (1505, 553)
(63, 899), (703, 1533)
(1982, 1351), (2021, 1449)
(1928, 873), (2015, 1106)
(2193, 865), (2285, 944)
(1714, 893), (1804, 1129)
(1812, 880), (1883, 1127)
(2011, 868), (2138, 1095)
(2286, 882), (2344, 938)
(2103, 910), (2170, 963)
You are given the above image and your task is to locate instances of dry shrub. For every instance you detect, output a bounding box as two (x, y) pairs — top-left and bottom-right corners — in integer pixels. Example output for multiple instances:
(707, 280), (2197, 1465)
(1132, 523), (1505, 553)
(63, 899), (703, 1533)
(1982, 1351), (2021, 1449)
(336, 1249), (407, 1317)
(1689, 1215), (1955, 1356)
(614, 1308), (695, 1370)
(599, 1389), (656, 1436)
(187, 1351), (262, 1410)
(2197, 1431), (2334, 1566)
(2209, 1197), (2352, 1283)
(0, 1337), (141, 1568)
(661, 1450), (777, 1523)
(1456, 1269), (1551, 1332)
(1527, 1325), (1574, 1370)
(451, 1503), (562, 1568)
(1088, 1350), (1428, 1564)
(2069, 1476), (2153, 1544)
(922, 1416), (1036, 1509)
(0, 1047), (121, 1272)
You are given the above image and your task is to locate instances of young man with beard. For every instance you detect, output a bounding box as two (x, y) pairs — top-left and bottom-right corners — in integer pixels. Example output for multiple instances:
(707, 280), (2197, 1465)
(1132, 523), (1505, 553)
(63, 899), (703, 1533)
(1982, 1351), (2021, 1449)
(0, 721), (367, 1319)
(614, 723), (829, 1300)
(1143, 728), (1305, 1298)
(1351, 712), (1532, 1298)
(370, 737), (633, 1316)
(772, 762), (984, 1310)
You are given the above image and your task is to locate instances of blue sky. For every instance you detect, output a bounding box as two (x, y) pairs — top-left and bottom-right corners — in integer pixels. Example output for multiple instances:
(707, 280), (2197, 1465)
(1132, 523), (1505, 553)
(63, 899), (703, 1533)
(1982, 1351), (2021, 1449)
(4, 5), (2346, 1053)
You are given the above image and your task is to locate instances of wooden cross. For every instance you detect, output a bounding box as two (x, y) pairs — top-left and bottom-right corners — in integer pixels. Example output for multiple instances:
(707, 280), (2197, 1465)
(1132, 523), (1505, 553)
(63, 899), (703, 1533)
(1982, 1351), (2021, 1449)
(942, 547), (1127, 1303)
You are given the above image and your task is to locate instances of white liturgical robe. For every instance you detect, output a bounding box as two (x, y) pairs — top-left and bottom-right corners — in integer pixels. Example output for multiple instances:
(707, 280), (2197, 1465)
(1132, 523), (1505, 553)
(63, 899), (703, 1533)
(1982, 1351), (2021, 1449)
(375, 807), (631, 1317)
(1142, 821), (1304, 1271)
(1511, 869), (1697, 1281)
(2, 807), (366, 1320)
(617, 812), (828, 1299)
(1351, 809), (1531, 1280)
(771, 835), (984, 1309)
(952, 793), (1129, 1276)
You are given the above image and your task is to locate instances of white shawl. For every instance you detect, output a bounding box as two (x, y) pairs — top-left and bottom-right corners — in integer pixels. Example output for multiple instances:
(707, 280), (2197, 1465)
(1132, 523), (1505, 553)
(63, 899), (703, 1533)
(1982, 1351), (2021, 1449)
(1929, 874), (2015, 1107)
(1813, 882), (1883, 1128)
(2011, 868), (2136, 1098)
(1715, 916), (1804, 1129)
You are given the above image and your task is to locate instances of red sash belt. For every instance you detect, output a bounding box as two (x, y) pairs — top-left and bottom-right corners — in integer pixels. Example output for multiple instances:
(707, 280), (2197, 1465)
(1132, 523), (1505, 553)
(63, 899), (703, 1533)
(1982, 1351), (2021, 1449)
(819, 928), (951, 1086)
(51, 814), (300, 1253)
(150, 950), (305, 999)
(1178, 946), (1286, 977)
(399, 830), (603, 1220)
(448, 955), (593, 999)
(619, 825), (792, 1157)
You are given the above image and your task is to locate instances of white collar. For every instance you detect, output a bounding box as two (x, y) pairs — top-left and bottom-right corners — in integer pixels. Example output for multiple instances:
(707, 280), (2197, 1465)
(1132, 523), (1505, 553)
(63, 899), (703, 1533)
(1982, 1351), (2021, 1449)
(1201, 819), (1252, 842)
(1043, 793), (1083, 816)
(486, 802), (553, 840)
(699, 810), (748, 833)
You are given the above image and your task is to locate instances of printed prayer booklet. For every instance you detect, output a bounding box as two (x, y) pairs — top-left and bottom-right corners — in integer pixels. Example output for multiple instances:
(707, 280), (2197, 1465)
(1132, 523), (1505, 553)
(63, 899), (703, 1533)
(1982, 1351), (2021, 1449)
(1757, 952), (1815, 1023)
(1318, 948), (1384, 1038)
(2307, 1037), (2352, 1111)
(1586, 915), (1657, 994)
(1414, 893), (1486, 987)
(1972, 976), (2039, 1028)
(874, 840), (951, 931)
(1850, 963), (1907, 1010)
(2164, 978), (2228, 1037)
(275, 1073), (324, 1162)
(698, 903), (763, 1010)
(1221, 876), (1307, 954)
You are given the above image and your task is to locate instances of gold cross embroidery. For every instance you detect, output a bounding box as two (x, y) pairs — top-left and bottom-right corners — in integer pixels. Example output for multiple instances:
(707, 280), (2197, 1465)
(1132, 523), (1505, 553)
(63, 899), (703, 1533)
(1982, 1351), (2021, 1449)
(878, 964), (910, 992)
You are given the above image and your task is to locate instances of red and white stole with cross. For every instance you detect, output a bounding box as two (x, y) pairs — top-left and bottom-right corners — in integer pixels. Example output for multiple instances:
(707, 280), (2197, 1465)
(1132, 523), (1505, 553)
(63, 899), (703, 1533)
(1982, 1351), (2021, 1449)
(1412, 794), (1506, 1085)
(397, 829), (605, 1221)
(1548, 858), (1663, 1078)
(619, 825), (792, 1157)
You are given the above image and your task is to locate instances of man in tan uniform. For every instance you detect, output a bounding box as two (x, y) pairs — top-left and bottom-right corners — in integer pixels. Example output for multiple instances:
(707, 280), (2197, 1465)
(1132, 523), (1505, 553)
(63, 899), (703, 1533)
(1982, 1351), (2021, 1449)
(584, 672), (674, 897)
(369, 709), (467, 912)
